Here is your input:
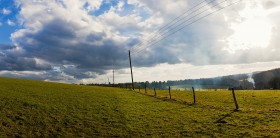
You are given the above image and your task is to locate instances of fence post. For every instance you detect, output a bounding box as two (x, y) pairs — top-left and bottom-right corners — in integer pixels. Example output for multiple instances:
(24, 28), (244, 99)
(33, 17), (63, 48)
(154, 88), (156, 96)
(139, 86), (140, 92)
(169, 86), (171, 99)
(145, 84), (147, 93)
(231, 88), (239, 110)
(192, 87), (196, 104)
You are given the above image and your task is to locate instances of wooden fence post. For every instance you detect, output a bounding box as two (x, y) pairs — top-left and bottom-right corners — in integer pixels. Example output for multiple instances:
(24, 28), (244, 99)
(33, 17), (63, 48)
(169, 86), (171, 99)
(192, 87), (196, 104)
(154, 88), (156, 96)
(231, 88), (239, 110)
(145, 84), (147, 93)
(139, 86), (140, 92)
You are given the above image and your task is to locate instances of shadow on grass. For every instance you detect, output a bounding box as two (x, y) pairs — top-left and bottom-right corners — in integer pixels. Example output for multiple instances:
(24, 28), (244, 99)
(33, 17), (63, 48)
(129, 90), (242, 112)
(215, 110), (239, 124)
(130, 90), (194, 106)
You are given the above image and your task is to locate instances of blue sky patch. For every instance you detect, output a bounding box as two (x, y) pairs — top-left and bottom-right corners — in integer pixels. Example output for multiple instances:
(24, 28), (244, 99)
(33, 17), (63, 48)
(91, 0), (119, 16)
(0, 0), (21, 43)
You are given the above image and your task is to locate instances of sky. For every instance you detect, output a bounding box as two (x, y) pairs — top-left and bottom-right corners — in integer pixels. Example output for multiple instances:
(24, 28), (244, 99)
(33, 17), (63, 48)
(0, 0), (280, 84)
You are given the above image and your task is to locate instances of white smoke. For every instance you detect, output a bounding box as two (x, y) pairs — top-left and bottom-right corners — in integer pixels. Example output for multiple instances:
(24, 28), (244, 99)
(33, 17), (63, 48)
(247, 73), (255, 88)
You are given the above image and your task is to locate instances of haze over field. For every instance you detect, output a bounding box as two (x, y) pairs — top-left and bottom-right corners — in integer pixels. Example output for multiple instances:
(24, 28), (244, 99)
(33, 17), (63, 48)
(1, 0), (280, 83)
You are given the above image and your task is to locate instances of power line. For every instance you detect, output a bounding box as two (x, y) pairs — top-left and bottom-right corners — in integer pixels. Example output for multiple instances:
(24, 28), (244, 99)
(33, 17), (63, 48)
(131, 0), (231, 54)
(129, 0), (216, 52)
(130, 0), (218, 53)
(130, 0), (215, 52)
(131, 0), (221, 54)
(131, 0), (243, 56)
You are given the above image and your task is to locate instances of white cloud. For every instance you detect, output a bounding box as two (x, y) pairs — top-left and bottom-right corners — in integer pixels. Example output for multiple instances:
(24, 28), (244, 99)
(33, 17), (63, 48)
(84, 0), (103, 11)
(116, 1), (125, 11)
(2, 8), (11, 15)
(127, 0), (140, 5)
(7, 19), (15, 26)
(225, 0), (274, 53)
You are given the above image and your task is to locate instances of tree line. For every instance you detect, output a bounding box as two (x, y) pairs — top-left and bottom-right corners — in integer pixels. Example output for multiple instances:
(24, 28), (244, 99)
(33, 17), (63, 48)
(85, 68), (280, 90)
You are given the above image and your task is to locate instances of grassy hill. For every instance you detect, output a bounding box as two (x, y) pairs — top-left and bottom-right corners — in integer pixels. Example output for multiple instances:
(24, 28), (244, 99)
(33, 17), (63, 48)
(0, 77), (280, 137)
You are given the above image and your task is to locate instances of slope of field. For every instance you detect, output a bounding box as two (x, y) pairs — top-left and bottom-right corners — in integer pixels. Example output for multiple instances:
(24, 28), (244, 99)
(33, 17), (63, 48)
(0, 77), (279, 137)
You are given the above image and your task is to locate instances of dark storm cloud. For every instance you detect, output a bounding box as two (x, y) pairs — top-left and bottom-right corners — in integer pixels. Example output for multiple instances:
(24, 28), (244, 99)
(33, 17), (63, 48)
(0, 70), (78, 83)
(10, 18), (129, 76)
(0, 43), (52, 71)
(86, 32), (105, 42)
(0, 43), (16, 50)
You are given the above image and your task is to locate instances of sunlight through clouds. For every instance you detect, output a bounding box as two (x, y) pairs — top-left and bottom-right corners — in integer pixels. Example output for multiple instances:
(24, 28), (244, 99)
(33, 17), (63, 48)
(225, 0), (273, 53)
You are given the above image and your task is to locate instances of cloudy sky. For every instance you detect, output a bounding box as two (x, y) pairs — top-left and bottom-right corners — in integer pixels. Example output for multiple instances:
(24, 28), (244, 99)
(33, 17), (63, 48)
(0, 0), (280, 84)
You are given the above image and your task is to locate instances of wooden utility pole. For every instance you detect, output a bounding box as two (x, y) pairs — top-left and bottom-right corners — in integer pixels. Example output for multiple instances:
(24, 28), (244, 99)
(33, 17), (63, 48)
(128, 50), (134, 90)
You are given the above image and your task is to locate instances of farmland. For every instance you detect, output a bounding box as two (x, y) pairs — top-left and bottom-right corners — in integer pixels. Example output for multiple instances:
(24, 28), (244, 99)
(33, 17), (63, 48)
(0, 77), (280, 137)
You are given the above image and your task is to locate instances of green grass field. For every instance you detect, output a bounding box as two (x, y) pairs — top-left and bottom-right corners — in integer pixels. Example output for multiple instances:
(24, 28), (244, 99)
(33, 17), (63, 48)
(0, 77), (279, 137)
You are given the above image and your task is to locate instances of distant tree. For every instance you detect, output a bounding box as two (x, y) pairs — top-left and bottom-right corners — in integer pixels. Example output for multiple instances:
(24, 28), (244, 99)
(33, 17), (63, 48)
(255, 81), (266, 90)
(269, 77), (280, 89)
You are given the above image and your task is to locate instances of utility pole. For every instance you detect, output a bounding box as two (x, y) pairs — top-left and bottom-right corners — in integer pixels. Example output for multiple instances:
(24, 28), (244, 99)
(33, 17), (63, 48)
(128, 50), (134, 90)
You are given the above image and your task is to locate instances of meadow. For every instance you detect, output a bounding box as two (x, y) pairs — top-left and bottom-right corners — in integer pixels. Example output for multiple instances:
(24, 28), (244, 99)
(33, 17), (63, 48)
(0, 77), (279, 137)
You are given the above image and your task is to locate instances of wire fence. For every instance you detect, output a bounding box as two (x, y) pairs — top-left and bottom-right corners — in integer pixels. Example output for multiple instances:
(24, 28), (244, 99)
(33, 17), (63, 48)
(121, 86), (280, 112)
(113, 0), (280, 113)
